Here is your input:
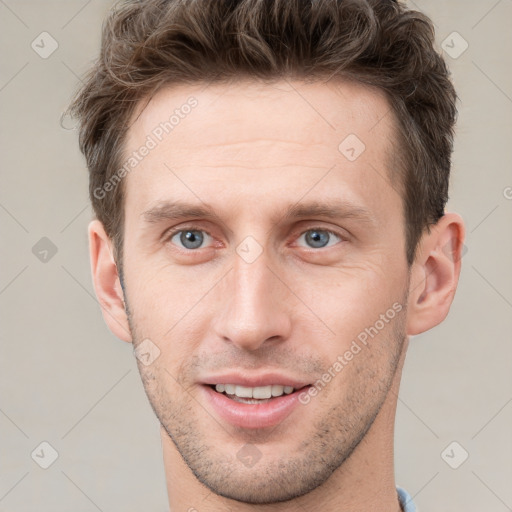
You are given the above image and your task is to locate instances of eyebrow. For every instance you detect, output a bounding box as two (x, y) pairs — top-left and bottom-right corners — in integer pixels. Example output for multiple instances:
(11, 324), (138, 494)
(141, 199), (375, 226)
(281, 200), (375, 225)
(142, 201), (224, 224)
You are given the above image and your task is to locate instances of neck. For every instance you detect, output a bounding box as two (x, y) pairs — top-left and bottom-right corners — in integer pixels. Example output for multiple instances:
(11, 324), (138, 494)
(162, 342), (408, 512)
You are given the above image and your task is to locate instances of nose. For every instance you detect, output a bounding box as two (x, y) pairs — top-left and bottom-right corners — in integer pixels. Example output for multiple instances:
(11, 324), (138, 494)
(212, 250), (292, 352)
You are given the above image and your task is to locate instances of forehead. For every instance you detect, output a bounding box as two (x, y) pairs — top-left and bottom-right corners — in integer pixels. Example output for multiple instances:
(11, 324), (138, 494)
(123, 78), (400, 224)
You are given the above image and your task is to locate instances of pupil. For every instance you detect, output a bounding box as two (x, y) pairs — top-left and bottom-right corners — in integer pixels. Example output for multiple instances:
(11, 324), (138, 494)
(306, 230), (328, 248)
(181, 230), (203, 249)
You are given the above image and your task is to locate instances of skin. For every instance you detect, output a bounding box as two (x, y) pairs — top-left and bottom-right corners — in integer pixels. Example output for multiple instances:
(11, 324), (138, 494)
(89, 79), (465, 512)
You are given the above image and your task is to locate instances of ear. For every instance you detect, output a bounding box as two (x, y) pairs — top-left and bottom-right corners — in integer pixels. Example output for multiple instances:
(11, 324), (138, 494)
(406, 212), (466, 336)
(88, 219), (132, 342)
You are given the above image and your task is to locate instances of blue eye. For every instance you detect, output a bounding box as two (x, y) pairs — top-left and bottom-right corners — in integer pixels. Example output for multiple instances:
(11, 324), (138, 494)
(297, 229), (342, 249)
(170, 229), (212, 250)
(166, 226), (343, 252)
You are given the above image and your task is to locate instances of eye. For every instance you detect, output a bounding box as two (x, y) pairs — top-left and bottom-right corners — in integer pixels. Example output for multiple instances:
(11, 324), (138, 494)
(168, 228), (213, 250)
(296, 228), (343, 249)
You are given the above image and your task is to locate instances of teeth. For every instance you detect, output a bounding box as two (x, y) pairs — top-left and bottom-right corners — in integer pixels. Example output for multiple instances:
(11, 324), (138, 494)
(253, 386), (272, 399)
(214, 384), (296, 398)
(235, 385), (253, 398)
(224, 384), (236, 395)
(271, 384), (284, 396)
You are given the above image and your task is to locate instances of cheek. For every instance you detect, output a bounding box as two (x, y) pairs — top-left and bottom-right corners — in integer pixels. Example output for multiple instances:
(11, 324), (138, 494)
(125, 268), (212, 367)
(126, 263), (196, 323)
(294, 265), (400, 340)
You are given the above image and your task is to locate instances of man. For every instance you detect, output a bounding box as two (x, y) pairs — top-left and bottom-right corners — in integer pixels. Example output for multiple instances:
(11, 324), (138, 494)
(70, 0), (465, 510)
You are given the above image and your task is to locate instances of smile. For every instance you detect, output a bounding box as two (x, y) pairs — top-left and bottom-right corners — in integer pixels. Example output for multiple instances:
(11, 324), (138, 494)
(202, 383), (311, 429)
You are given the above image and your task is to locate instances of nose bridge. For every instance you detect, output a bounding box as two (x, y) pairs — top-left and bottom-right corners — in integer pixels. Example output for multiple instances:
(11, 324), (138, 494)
(213, 246), (291, 351)
(233, 250), (271, 316)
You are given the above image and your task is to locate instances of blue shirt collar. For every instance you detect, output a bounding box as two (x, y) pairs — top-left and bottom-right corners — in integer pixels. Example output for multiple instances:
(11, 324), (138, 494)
(397, 486), (417, 512)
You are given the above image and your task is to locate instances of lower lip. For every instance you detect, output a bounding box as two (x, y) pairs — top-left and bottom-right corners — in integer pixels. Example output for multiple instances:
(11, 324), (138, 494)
(201, 385), (310, 429)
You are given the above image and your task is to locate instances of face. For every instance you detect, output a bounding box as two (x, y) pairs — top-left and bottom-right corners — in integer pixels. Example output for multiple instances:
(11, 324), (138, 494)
(120, 79), (411, 504)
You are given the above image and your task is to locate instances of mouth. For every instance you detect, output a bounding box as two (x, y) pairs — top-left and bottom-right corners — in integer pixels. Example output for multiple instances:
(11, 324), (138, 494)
(201, 382), (312, 429)
(207, 383), (308, 404)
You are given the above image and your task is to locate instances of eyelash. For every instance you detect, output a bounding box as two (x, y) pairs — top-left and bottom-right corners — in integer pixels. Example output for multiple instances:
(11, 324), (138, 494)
(164, 225), (345, 250)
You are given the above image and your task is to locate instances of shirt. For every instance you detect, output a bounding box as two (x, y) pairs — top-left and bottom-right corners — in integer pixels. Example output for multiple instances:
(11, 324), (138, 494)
(397, 486), (417, 512)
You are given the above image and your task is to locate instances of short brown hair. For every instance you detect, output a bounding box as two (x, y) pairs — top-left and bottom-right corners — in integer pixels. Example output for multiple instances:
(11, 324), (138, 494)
(69, 0), (457, 267)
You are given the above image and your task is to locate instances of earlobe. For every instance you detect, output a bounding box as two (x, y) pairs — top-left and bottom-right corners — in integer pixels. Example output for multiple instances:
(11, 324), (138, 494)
(406, 212), (465, 336)
(88, 220), (132, 343)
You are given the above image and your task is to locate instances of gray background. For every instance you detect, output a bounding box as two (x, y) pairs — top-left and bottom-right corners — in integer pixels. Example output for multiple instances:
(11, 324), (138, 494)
(1, 1), (511, 510)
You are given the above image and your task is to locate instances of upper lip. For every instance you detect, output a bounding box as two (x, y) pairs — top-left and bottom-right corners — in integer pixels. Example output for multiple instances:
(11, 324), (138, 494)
(201, 372), (311, 389)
